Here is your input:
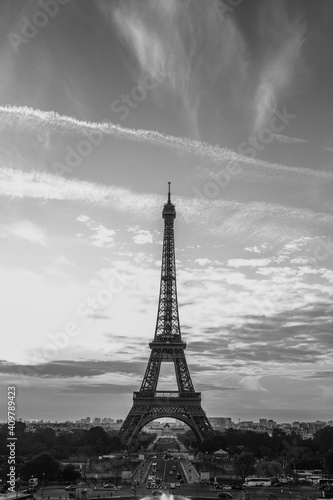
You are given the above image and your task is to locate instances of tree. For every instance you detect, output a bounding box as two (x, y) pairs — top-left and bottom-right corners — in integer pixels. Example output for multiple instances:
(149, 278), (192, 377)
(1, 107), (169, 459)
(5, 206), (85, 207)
(84, 427), (109, 446)
(267, 461), (283, 477)
(15, 421), (27, 436)
(314, 427), (333, 453)
(254, 460), (282, 477)
(200, 434), (227, 454)
(232, 452), (255, 483)
(258, 447), (273, 460)
(137, 432), (157, 450)
(20, 452), (60, 480)
(34, 428), (56, 449)
(325, 449), (333, 474)
(178, 430), (197, 449)
(107, 436), (122, 453)
(61, 465), (81, 483)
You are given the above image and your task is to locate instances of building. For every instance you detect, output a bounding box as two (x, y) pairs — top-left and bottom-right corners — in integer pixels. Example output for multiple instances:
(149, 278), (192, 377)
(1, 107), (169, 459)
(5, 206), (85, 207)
(209, 417), (233, 429)
(213, 449), (228, 459)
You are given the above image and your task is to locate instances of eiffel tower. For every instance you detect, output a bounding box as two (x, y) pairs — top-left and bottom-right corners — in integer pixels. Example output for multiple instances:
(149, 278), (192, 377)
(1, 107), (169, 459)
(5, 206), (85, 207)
(118, 183), (214, 446)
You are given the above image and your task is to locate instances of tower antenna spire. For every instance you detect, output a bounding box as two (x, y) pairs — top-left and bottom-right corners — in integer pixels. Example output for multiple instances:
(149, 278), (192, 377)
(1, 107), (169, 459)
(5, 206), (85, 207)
(168, 181), (171, 203)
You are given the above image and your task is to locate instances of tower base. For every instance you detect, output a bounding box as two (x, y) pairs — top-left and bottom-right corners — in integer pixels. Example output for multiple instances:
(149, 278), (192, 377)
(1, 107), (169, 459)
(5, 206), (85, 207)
(118, 391), (213, 445)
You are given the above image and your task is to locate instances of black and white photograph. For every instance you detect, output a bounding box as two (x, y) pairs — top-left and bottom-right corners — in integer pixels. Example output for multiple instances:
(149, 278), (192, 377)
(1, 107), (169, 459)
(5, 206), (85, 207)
(0, 1), (333, 500)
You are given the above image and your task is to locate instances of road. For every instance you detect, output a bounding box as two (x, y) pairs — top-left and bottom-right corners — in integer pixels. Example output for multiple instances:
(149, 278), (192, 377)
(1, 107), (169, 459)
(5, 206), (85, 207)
(15, 484), (320, 500)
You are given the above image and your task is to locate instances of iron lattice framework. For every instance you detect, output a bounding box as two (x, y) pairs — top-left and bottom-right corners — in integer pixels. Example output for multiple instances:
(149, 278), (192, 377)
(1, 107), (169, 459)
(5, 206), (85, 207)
(118, 183), (214, 446)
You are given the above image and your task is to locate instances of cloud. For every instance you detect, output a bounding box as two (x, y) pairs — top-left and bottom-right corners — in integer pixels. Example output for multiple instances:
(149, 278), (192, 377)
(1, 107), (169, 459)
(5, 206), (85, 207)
(133, 232), (153, 244)
(110, 0), (248, 138)
(254, 1), (308, 131)
(1, 106), (333, 190)
(0, 166), (160, 214)
(1, 167), (333, 247)
(183, 294), (333, 371)
(306, 371), (333, 379)
(0, 359), (147, 379)
(244, 244), (272, 254)
(98, 0), (310, 139)
(273, 134), (308, 145)
(227, 258), (271, 268)
(195, 383), (241, 392)
(60, 383), (137, 394)
(128, 226), (154, 245)
(0, 221), (47, 246)
(194, 258), (212, 266)
(77, 215), (116, 248)
(239, 375), (267, 392)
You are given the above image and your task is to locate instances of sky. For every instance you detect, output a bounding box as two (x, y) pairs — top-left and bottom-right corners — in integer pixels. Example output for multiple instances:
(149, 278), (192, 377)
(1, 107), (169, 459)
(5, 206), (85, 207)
(0, 0), (333, 425)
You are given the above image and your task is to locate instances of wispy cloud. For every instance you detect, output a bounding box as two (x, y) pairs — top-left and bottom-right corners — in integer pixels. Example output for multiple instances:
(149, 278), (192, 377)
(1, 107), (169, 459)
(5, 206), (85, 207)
(0, 359), (147, 379)
(61, 383), (137, 394)
(0, 221), (47, 246)
(100, 0), (311, 140)
(1, 167), (333, 245)
(273, 134), (308, 145)
(109, 0), (248, 138)
(306, 371), (333, 379)
(1, 105), (332, 190)
(254, 0), (308, 131)
(227, 258), (271, 268)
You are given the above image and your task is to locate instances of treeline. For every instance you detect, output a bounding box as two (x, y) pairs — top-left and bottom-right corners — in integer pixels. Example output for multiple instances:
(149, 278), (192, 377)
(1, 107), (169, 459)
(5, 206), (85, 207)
(1, 450), (134, 482)
(1, 422), (333, 476)
(0, 422), (154, 461)
(179, 426), (333, 473)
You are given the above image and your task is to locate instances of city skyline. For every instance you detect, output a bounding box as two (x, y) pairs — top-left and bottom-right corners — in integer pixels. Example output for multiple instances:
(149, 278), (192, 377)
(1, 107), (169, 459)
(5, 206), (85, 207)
(1, 0), (333, 423)
(6, 416), (332, 426)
